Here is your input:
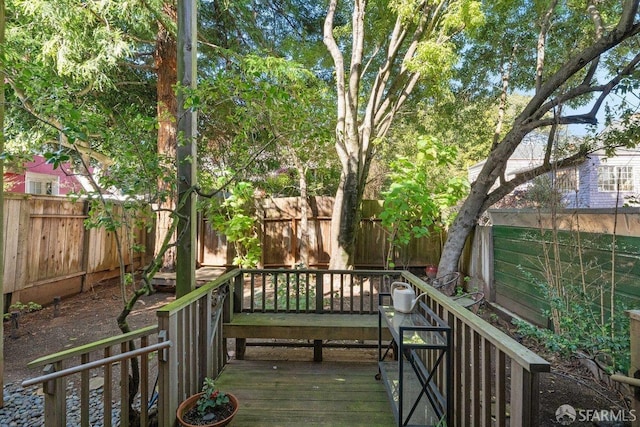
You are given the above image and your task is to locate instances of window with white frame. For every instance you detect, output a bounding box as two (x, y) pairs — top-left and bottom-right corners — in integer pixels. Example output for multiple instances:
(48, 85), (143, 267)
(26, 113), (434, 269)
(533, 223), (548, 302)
(25, 172), (60, 195)
(597, 166), (634, 192)
(555, 169), (579, 192)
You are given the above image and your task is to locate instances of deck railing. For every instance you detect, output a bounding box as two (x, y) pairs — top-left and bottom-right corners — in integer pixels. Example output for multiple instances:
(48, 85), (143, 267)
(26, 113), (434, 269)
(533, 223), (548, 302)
(233, 268), (400, 314)
(155, 270), (237, 427)
(228, 268), (549, 425)
(399, 271), (550, 427)
(22, 325), (164, 427)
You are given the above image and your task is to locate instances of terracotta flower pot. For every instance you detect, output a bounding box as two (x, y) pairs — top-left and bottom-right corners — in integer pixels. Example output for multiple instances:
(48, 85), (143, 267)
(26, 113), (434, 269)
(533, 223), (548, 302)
(177, 392), (239, 427)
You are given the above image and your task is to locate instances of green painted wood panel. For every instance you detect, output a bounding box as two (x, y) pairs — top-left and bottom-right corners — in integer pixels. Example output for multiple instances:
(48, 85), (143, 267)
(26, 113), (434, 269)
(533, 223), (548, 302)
(493, 225), (640, 326)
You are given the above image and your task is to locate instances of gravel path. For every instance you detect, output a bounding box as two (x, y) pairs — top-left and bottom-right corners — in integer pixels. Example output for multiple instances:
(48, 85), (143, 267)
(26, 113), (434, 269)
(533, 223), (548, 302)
(2, 282), (172, 426)
(1, 381), (122, 427)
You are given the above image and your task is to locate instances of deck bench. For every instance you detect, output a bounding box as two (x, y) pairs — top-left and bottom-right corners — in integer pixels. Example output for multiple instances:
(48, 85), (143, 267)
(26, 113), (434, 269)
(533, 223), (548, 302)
(223, 312), (391, 362)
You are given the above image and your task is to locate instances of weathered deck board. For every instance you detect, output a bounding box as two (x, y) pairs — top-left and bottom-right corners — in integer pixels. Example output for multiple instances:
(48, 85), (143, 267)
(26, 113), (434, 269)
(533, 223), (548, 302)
(215, 359), (395, 426)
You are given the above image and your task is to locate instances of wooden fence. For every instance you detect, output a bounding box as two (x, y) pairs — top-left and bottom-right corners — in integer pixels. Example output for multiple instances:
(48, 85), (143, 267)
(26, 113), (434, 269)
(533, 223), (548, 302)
(489, 209), (640, 325)
(199, 196), (445, 269)
(3, 194), (150, 310)
(3, 194), (444, 312)
(13, 194), (640, 329)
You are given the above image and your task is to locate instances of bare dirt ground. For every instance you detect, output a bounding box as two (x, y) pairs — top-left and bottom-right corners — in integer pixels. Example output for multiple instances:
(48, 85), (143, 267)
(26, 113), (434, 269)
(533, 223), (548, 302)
(478, 307), (633, 426)
(3, 281), (175, 385)
(2, 281), (633, 426)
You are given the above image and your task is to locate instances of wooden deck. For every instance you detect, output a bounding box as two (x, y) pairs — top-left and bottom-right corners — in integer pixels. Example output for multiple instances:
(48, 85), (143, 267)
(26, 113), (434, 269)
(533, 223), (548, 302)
(215, 359), (395, 426)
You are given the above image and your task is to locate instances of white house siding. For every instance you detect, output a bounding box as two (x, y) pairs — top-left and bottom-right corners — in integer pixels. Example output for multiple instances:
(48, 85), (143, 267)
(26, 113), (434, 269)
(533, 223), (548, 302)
(575, 151), (640, 208)
(468, 135), (640, 209)
(561, 162), (588, 208)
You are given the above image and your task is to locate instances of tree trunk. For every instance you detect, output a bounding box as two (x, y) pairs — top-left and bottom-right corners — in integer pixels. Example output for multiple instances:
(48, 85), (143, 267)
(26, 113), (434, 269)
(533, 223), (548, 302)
(328, 157), (362, 270)
(438, 1), (640, 276)
(324, 0), (369, 271)
(438, 194), (484, 276)
(293, 159), (310, 268)
(154, 3), (178, 271)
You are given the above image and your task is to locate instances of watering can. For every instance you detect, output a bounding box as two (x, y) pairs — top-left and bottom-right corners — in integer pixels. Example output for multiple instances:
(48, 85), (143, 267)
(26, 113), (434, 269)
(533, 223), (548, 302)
(390, 282), (427, 313)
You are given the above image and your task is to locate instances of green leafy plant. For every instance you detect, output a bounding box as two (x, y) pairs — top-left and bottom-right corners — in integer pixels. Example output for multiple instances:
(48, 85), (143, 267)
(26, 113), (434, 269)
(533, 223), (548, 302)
(513, 268), (630, 373)
(196, 378), (230, 417)
(254, 273), (317, 311)
(206, 181), (262, 268)
(380, 136), (468, 268)
(4, 301), (43, 319)
(272, 274), (315, 311)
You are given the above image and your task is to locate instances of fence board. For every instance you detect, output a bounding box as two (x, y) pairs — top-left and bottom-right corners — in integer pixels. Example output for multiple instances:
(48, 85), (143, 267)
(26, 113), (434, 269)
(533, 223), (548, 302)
(34, 209), (54, 283)
(263, 219), (294, 267)
(3, 197), (24, 293)
(199, 213), (236, 267)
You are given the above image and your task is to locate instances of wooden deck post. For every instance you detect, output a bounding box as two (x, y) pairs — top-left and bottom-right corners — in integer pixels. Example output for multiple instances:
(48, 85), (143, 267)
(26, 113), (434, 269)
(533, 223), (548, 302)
(43, 362), (66, 427)
(510, 362), (539, 427)
(175, 0), (198, 299)
(628, 310), (640, 427)
(315, 271), (324, 314)
(233, 273), (246, 359)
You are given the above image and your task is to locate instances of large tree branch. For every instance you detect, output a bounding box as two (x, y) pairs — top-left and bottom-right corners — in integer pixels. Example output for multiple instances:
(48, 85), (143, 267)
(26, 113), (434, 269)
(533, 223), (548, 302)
(370, 3), (434, 132)
(482, 145), (593, 211)
(6, 77), (114, 166)
(439, 0), (640, 278)
(517, 1), (640, 126)
(348, 0), (366, 162)
(524, 50), (640, 131)
(581, 0), (605, 85)
(323, 0), (347, 157)
(492, 44), (518, 150)
(366, 17), (408, 130)
(535, 0), (558, 93)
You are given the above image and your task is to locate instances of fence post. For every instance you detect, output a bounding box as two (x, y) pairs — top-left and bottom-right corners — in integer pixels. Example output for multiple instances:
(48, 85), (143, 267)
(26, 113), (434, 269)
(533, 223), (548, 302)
(628, 310), (640, 426)
(80, 200), (91, 292)
(12, 197), (31, 301)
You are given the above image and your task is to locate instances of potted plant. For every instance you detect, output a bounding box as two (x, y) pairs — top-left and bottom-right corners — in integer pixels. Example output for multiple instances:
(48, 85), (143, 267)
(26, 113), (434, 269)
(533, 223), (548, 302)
(177, 378), (239, 427)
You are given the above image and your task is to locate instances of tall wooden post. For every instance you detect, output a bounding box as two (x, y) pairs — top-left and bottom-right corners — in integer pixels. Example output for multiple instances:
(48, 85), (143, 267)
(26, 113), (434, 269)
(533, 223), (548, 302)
(629, 310), (640, 426)
(0, 0), (6, 406)
(175, 0), (198, 298)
